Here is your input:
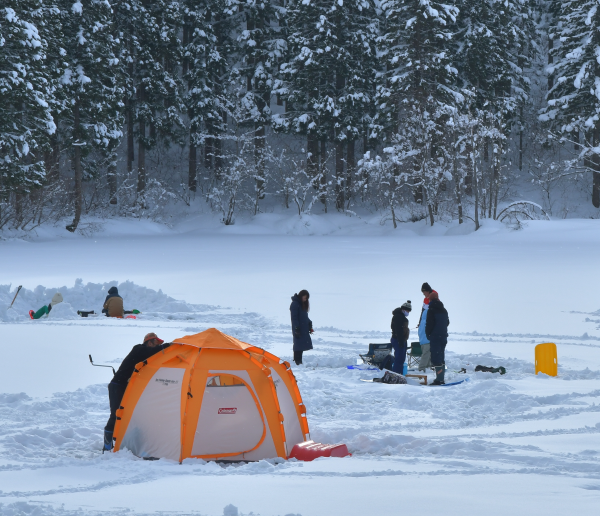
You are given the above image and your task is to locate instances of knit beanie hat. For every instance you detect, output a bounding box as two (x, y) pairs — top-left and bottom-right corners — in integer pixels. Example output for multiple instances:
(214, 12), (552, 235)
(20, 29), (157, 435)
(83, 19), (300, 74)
(51, 292), (63, 306)
(401, 300), (412, 312)
(421, 282), (432, 293)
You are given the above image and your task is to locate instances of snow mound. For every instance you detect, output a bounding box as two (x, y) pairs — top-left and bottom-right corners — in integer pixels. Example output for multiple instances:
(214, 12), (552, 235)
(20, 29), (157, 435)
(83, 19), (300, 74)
(47, 302), (79, 320)
(0, 280), (217, 323)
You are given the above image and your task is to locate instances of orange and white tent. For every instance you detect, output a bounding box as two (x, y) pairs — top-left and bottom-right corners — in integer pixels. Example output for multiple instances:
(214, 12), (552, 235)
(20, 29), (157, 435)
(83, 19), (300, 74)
(112, 328), (310, 461)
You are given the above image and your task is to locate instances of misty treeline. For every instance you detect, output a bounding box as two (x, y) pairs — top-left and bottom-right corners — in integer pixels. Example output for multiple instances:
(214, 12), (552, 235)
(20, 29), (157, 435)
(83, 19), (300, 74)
(1, 0), (599, 231)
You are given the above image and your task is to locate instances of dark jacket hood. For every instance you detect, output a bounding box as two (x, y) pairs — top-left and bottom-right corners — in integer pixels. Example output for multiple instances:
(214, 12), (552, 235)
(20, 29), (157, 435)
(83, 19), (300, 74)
(291, 294), (301, 303)
(108, 286), (119, 295)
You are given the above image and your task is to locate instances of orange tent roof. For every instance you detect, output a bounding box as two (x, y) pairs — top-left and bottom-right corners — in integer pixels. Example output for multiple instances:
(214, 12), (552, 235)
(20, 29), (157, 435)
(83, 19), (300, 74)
(172, 328), (254, 350)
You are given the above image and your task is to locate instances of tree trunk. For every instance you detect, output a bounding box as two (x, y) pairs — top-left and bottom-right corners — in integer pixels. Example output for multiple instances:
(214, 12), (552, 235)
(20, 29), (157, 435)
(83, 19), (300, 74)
(492, 138), (501, 219)
(137, 120), (146, 193)
(127, 61), (134, 174)
(452, 130), (463, 224)
(44, 135), (60, 182)
(67, 102), (82, 232)
(320, 139), (327, 211)
(464, 140), (473, 196)
(335, 140), (344, 210)
(307, 134), (318, 178)
(347, 139), (355, 205)
(205, 125), (213, 171)
(137, 86), (146, 193)
(189, 132), (197, 192)
(471, 126), (480, 230)
(427, 202), (435, 227)
(548, 36), (554, 92)
(519, 106), (523, 171)
(108, 154), (117, 205)
(214, 132), (223, 181)
(254, 122), (266, 199)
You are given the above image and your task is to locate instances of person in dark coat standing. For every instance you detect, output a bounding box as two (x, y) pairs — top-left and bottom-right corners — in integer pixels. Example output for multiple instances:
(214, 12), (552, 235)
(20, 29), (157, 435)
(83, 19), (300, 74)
(390, 300), (412, 374)
(103, 332), (171, 451)
(290, 290), (313, 365)
(425, 291), (450, 385)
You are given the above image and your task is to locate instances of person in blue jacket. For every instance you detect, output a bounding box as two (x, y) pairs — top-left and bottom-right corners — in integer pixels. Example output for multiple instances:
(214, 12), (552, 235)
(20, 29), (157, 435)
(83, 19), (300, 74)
(290, 290), (313, 365)
(425, 291), (450, 385)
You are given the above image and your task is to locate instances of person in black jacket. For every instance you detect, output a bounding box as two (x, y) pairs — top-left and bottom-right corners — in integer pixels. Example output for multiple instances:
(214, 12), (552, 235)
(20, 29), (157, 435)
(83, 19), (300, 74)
(425, 292), (450, 385)
(390, 300), (412, 374)
(290, 290), (313, 366)
(103, 332), (171, 451)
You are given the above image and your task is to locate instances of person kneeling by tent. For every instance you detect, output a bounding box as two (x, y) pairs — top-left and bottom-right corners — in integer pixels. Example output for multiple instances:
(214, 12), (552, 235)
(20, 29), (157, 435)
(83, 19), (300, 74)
(390, 300), (412, 374)
(29, 292), (63, 320)
(103, 332), (171, 451)
(102, 286), (124, 318)
(425, 292), (449, 385)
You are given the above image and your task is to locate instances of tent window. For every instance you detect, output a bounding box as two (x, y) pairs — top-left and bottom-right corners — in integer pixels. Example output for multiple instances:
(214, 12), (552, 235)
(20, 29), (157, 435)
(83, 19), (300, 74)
(207, 374), (245, 387)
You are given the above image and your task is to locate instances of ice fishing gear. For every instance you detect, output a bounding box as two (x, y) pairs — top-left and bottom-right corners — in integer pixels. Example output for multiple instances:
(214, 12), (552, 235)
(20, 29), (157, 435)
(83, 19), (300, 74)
(78, 310), (95, 317)
(474, 365), (506, 375)
(429, 378), (468, 386)
(89, 355), (116, 375)
(7, 285), (22, 310)
(124, 309), (141, 315)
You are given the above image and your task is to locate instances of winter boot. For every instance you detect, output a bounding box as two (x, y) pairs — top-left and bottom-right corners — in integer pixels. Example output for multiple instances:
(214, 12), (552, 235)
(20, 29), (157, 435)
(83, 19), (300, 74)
(431, 365), (445, 385)
(103, 430), (114, 452)
(29, 310), (34, 320)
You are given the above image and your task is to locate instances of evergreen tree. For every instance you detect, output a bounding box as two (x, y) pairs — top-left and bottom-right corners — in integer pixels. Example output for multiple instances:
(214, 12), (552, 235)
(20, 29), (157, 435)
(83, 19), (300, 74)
(0, 0), (57, 213)
(542, 0), (600, 207)
(454, 0), (534, 217)
(114, 0), (185, 195)
(277, 0), (378, 210)
(183, 0), (233, 192)
(234, 0), (285, 199)
(59, 0), (124, 231)
(376, 0), (460, 224)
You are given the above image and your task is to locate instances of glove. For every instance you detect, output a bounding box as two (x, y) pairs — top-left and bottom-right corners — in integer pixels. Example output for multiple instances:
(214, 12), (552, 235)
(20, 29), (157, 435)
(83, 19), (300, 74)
(309, 328), (315, 334)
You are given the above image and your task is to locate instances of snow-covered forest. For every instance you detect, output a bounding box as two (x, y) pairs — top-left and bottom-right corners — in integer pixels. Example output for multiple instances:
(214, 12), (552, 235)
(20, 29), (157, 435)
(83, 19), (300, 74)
(1, 0), (599, 231)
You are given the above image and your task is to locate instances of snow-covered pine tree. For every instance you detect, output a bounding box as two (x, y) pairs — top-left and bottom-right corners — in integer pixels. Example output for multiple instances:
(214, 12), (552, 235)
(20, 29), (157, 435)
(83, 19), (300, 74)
(59, 0), (124, 231)
(183, 0), (234, 192)
(0, 0), (57, 226)
(454, 0), (533, 218)
(276, 0), (378, 211)
(115, 0), (185, 195)
(542, 0), (600, 208)
(233, 0), (285, 201)
(375, 0), (460, 225)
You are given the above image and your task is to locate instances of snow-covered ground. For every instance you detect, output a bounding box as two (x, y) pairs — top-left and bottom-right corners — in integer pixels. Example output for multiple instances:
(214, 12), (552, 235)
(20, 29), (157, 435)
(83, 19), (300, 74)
(1, 215), (600, 515)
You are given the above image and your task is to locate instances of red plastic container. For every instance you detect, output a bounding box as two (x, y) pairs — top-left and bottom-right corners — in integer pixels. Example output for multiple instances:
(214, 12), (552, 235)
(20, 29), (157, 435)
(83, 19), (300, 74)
(289, 440), (351, 461)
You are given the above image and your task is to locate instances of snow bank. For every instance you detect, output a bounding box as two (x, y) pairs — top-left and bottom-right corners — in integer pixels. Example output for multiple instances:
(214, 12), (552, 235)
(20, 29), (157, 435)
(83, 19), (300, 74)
(0, 280), (217, 322)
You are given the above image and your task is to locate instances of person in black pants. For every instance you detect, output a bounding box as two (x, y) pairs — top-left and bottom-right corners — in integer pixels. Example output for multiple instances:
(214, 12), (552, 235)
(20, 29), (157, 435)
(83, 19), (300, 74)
(425, 292), (450, 385)
(103, 332), (171, 451)
(290, 290), (314, 365)
(390, 300), (412, 374)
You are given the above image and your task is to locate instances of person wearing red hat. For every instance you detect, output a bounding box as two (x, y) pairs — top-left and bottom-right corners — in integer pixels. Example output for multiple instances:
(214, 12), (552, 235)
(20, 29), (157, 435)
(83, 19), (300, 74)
(103, 333), (170, 451)
(425, 291), (450, 385)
